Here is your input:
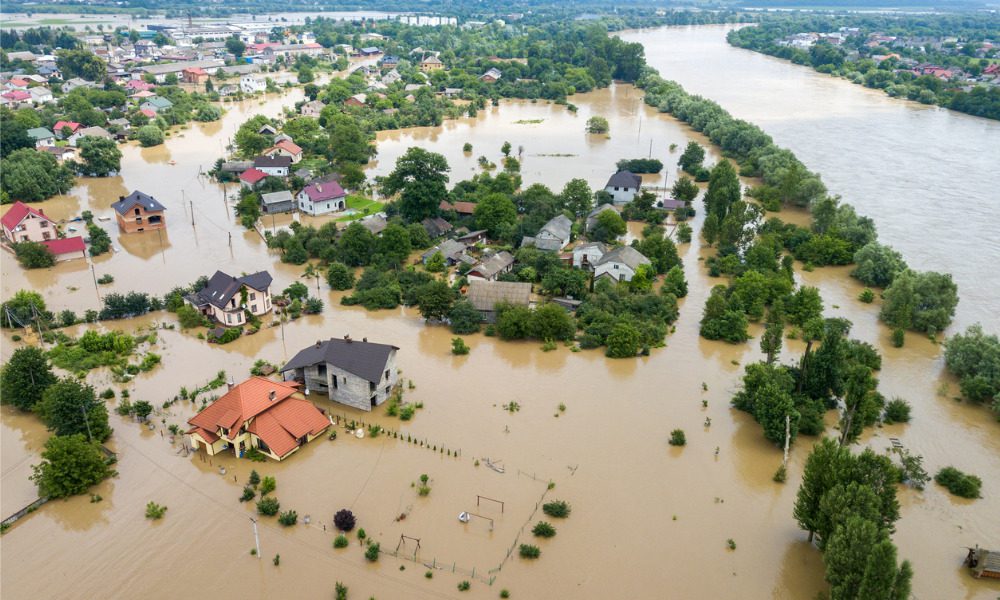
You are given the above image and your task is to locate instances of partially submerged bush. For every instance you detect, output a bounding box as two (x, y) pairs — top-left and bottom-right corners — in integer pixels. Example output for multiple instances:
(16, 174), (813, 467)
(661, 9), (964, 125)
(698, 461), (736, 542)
(935, 467), (982, 499)
(542, 500), (571, 518)
(532, 521), (556, 538)
(519, 544), (541, 559)
(145, 501), (167, 520)
(333, 535), (349, 549)
(278, 510), (298, 526)
(883, 398), (912, 424)
(257, 496), (280, 516)
(334, 508), (356, 531)
(669, 429), (687, 446)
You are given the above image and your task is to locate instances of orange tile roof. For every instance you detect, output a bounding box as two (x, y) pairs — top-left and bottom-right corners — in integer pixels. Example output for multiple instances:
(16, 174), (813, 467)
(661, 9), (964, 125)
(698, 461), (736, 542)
(187, 377), (328, 459)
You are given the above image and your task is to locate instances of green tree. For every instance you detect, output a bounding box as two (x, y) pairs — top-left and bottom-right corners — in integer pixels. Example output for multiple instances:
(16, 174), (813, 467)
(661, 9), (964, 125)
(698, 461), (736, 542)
(56, 49), (106, 81)
(1, 148), (74, 201)
(880, 270), (959, 334)
(327, 114), (375, 165)
(824, 516), (911, 600)
(136, 125), (164, 147)
(560, 178), (593, 216)
(382, 147), (450, 223)
(87, 224), (111, 255)
(760, 320), (784, 364)
(225, 36), (247, 57)
(794, 438), (851, 542)
(540, 268), (588, 298)
(415, 280), (455, 321)
(31, 434), (113, 499)
(449, 299), (481, 334)
(671, 175), (699, 202)
(677, 142), (705, 174)
(851, 242), (907, 288)
(406, 223), (432, 249)
(376, 223), (412, 267)
(605, 321), (642, 358)
(943, 324), (1000, 407)
(235, 193), (261, 228)
(36, 378), (112, 442)
(501, 141), (512, 156)
(531, 303), (576, 341)
(474, 193), (517, 239)
(176, 304), (206, 328)
(662, 265), (688, 298)
(13, 241), (55, 269)
(283, 281), (309, 301)
(496, 304), (534, 340)
(585, 116), (609, 134)
(590, 209), (627, 243)
(703, 160), (741, 222)
(425, 251), (446, 273)
(634, 231), (680, 274)
(77, 136), (122, 176)
(326, 262), (355, 290)
(785, 286), (824, 327)
(1, 290), (49, 328)
(233, 116), (271, 157)
(1, 346), (57, 411)
(337, 222), (376, 267)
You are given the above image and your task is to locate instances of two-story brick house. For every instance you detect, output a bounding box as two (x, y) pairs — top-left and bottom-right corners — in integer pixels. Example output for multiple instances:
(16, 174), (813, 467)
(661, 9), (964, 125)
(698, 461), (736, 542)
(280, 337), (399, 411)
(111, 191), (166, 233)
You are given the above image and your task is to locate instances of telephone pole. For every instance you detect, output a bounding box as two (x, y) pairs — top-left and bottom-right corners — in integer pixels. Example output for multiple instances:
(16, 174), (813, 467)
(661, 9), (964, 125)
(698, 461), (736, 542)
(250, 517), (261, 558)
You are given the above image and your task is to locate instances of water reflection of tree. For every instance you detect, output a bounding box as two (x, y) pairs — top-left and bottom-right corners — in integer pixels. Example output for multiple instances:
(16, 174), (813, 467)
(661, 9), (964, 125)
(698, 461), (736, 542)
(773, 539), (827, 599)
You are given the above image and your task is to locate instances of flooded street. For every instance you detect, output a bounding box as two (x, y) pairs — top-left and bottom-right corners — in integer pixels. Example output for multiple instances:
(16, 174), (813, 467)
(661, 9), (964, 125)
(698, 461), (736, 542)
(1, 25), (999, 600)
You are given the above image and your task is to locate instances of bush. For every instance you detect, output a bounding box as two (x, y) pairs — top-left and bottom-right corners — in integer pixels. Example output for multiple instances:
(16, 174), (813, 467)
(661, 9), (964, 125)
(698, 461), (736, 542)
(334, 508), (356, 531)
(333, 535), (349, 549)
(542, 500), (571, 518)
(260, 475), (276, 495)
(935, 467), (982, 499)
(335, 582), (348, 600)
(256, 497), (280, 516)
(883, 398), (912, 424)
(137, 125), (164, 147)
(365, 542), (380, 562)
(326, 262), (355, 290)
(145, 501), (167, 520)
(891, 328), (905, 348)
(13, 242), (55, 269)
(585, 116), (609, 134)
(519, 544), (541, 559)
(457, 581), (471, 591)
(858, 288), (875, 303)
(240, 486), (256, 502)
(669, 429), (686, 446)
(278, 510), (298, 526)
(532, 521), (556, 538)
(451, 337), (470, 355)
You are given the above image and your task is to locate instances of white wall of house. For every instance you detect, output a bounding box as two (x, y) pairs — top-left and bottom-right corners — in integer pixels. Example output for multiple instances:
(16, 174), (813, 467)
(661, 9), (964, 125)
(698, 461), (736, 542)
(240, 75), (266, 94)
(296, 191), (345, 216)
(4, 213), (56, 243)
(604, 184), (638, 205)
(594, 261), (640, 282)
(573, 245), (606, 269)
(256, 166), (288, 177)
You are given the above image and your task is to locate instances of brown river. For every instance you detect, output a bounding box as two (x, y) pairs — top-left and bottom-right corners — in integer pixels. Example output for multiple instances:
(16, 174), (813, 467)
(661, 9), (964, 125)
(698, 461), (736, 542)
(1, 24), (998, 600)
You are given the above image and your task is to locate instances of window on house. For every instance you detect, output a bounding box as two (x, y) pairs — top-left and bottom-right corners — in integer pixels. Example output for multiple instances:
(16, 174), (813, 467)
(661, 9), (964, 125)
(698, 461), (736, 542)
(226, 313), (232, 324)
(384, 369), (390, 381)
(40, 221), (48, 227)
(250, 292), (256, 300)
(369, 382), (376, 392)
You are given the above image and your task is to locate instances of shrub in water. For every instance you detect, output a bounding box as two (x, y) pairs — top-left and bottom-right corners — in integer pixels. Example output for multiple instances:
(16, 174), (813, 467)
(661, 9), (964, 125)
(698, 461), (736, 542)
(259, 475), (276, 495)
(240, 486), (255, 502)
(532, 521), (556, 538)
(334, 508), (356, 531)
(333, 535), (349, 549)
(519, 544), (541, 559)
(257, 496), (280, 516)
(542, 500), (571, 518)
(457, 581), (471, 591)
(278, 510), (298, 526)
(858, 288), (875, 303)
(145, 501), (167, 520)
(365, 542), (380, 562)
(883, 397), (912, 424)
(669, 429), (686, 446)
(935, 467), (982, 499)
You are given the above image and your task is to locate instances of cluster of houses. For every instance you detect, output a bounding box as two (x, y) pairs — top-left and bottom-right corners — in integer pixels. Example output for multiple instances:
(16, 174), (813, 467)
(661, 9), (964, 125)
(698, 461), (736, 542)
(774, 28), (1000, 88)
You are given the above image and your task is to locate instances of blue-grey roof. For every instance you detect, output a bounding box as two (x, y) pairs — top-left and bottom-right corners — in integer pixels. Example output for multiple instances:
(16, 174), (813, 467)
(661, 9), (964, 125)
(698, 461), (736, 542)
(111, 190), (166, 215)
(605, 170), (642, 190)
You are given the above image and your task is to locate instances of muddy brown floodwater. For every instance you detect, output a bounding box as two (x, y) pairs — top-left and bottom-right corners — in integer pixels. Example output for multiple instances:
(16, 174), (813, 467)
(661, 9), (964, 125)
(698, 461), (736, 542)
(2, 25), (999, 600)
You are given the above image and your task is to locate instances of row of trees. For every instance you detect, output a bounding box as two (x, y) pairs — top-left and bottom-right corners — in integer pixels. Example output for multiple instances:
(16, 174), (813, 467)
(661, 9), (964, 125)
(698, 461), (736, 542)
(1, 347), (115, 499)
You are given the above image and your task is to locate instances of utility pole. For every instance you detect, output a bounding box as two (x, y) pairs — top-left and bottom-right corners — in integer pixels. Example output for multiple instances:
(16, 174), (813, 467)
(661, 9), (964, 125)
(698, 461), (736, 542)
(190, 200), (195, 227)
(782, 414), (790, 467)
(250, 517), (261, 558)
(81, 400), (94, 443)
(90, 260), (101, 301)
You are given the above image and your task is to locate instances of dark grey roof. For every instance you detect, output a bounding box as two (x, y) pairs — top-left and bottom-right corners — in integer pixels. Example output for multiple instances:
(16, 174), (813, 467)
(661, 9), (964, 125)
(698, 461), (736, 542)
(253, 155), (292, 168)
(595, 246), (651, 270)
(539, 214), (572, 242)
(605, 170), (642, 190)
(190, 270), (273, 309)
(469, 251), (514, 279)
(281, 337), (399, 383)
(111, 191), (166, 215)
(421, 216), (453, 238)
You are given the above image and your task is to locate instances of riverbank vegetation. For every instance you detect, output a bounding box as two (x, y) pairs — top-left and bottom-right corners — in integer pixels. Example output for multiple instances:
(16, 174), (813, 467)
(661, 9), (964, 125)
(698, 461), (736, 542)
(728, 13), (1000, 120)
(943, 325), (1000, 419)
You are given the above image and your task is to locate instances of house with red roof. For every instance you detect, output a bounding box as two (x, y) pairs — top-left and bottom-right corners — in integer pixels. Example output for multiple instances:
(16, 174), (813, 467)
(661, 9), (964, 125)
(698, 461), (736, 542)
(182, 67), (209, 84)
(296, 178), (347, 215)
(239, 167), (269, 189)
(1, 90), (32, 107)
(2, 201), (58, 243)
(53, 121), (81, 139)
(41, 236), (87, 262)
(186, 376), (330, 461)
(264, 139), (303, 164)
(439, 200), (477, 216)
(125, 79), (156, 93)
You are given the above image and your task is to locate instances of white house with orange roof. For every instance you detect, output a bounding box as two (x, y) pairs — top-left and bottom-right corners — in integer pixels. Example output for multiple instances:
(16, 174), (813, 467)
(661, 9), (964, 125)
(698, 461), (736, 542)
(186, 376), (331, 461)
(264, 139), (303, 164)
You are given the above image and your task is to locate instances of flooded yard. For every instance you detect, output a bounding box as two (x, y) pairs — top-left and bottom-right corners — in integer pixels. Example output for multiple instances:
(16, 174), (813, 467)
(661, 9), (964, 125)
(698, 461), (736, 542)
(1, 28), (999, 600)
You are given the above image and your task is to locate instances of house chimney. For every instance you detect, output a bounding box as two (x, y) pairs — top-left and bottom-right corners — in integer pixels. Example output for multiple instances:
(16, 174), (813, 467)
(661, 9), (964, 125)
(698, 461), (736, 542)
(363, 337), (367, 342)
(269, 390), (276, 401)
(315, 340), (322, 348)
(226, 376), (235, 391)
(344, 334), (351, 343)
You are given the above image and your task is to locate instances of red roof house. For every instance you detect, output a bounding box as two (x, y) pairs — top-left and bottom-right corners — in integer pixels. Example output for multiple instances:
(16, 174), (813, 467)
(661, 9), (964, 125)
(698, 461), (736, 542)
(42, 236), (87, 261)
(125, 79), (156, 92)
(2, 201), (57, 243)
(439, 200), (476, 215)
(264, 139), (303, 163)
(239, 168), (268, 188)
(53, 121), (81, 138)
(186, 376), (330, 461)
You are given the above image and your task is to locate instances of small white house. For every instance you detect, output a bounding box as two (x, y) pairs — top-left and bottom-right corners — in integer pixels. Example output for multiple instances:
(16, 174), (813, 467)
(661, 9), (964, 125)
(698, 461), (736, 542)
(296, 180), (347, 216)
(252, 156), (291, 177)
(603, 170), (642, 205)
(593, 246), (651, 283)
(240, 74), (266, 94)
(572, 242), (609, 270)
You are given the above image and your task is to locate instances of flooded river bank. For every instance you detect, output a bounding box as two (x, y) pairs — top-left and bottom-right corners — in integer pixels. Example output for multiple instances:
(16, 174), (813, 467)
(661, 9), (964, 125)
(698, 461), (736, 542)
(1, 24), (998, 600)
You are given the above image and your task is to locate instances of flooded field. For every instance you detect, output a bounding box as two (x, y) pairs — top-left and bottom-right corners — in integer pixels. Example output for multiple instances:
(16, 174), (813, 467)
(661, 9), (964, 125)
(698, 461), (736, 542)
(2, 25), (999, 600)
